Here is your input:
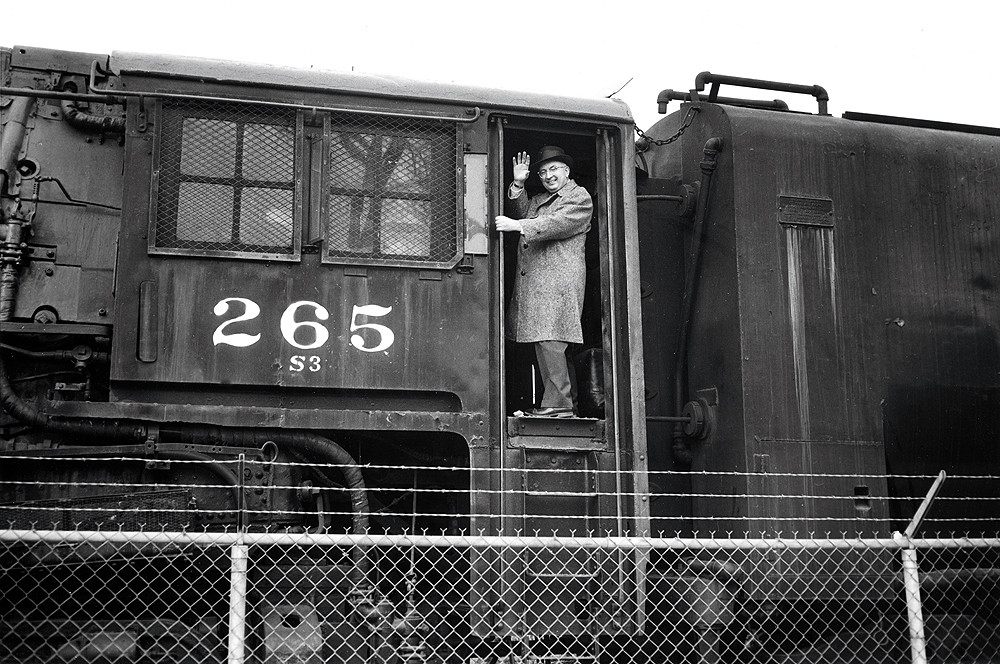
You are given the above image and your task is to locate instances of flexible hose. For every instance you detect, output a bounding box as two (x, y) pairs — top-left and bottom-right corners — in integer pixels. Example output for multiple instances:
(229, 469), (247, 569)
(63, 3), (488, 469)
(0, 350), (371, 583)
(60, 98), (126, 135)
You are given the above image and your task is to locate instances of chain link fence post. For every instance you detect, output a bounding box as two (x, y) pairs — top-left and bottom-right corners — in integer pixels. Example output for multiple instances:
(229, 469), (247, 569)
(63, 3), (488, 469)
(228, 453), (249, 664)
(896, 470), (947, 664)
(228, 543), (249, 664)
(896, 533), (928, 664)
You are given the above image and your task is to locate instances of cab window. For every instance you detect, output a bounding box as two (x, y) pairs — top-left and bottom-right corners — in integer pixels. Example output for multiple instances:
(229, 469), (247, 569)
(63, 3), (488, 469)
(150, 100), (463, 268)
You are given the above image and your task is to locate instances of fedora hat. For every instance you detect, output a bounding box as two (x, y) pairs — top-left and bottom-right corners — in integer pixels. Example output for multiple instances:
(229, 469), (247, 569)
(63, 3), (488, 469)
(534, 145), (573, 171)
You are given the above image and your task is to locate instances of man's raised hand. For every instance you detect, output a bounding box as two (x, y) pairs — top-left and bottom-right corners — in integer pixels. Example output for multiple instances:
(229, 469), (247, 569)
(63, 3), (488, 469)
(512, 152), (530, 185)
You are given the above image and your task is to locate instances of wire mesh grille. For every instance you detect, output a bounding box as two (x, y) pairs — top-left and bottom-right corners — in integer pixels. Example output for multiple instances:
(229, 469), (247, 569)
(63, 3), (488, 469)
(326, 113), (459, 265)
(153, 101), (298, 257)
(1, 463), (998, 663)
(151, 102), (461, 266)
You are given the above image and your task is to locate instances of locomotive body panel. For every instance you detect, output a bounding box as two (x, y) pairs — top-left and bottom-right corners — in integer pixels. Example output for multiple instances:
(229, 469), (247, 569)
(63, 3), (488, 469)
(109, 254), (489, 410)
(641, 102), (1000, 538)
(4, 50), (123, 326)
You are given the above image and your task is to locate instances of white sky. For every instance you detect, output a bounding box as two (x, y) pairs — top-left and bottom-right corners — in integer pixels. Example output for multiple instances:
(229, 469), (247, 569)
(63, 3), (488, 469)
(3, 0), (998, 133)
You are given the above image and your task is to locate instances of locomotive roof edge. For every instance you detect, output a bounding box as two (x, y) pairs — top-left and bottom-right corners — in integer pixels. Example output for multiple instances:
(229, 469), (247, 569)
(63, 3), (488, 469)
(103, 48), (634, 123)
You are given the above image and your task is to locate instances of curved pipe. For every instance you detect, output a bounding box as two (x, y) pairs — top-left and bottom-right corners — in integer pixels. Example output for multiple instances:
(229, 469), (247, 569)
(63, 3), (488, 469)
(60, 98), (126, 135)
(56, 82), (125, 135)
(0, 350), (372, 584)
(174, 425), (369, 535)
(0, 353), (144, 441)
(155, 449), (244, 512)
(175, 425), (372, 586)
(672, 138), (723, 464)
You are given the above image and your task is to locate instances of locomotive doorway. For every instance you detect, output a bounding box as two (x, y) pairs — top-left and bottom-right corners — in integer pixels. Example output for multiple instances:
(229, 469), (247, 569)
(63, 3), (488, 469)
(493, 122), (607, 421)
(485, 119), (644, 636)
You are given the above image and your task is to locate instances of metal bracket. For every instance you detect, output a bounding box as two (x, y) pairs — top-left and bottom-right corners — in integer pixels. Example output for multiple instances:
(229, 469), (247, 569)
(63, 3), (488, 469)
(136, 94), (147, 132)
(26, 244), (56, 262)
(456, 254), (475, 274)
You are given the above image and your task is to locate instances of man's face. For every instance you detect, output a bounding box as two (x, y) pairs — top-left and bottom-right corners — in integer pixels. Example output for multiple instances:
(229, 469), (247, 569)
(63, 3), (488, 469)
(538, 161), (570, 193)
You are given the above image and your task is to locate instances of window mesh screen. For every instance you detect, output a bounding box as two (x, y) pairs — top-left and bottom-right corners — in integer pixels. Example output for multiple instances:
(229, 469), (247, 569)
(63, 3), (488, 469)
(326, 114), (458, 265)
(153, 101), (298, 257)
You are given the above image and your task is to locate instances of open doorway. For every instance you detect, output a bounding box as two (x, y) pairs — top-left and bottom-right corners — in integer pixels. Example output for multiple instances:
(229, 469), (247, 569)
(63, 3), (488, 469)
(499, 126), (605, 419)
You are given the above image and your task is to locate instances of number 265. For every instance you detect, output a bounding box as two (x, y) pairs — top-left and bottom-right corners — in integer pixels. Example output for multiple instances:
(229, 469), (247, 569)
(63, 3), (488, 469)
(212, 298), (395, 353)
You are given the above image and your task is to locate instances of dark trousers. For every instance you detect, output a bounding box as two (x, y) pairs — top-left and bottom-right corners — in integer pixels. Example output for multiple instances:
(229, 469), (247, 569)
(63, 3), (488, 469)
(535, 341), (574, 409)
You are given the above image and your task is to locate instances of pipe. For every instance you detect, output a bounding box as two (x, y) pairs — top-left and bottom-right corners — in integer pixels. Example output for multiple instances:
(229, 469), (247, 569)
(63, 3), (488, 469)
(0, 96), (34, 323)
(657, 89), (789, 114)
(0, 96), (33, 200)
(694, 72), (829, 115)
(175, 425), (372, 586)
(904, 470), (946, 539)
(157, 448), (244, 511)
(896, 535), (929, 664)
(672, 138), (722, 464)
(60, 98), (126, 135)
(174, 426), (369, 536)
(0, 349), (371, 583)
(0, 87), (122, 104)
(893, 472), (945, 664)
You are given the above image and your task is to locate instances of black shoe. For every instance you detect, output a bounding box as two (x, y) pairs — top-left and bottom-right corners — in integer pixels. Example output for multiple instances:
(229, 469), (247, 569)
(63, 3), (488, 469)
(529, 407), (574, 418)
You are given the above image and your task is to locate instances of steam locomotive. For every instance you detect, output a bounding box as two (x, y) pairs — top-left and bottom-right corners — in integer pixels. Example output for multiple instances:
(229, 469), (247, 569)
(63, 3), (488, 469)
(1, 45), (997, 662)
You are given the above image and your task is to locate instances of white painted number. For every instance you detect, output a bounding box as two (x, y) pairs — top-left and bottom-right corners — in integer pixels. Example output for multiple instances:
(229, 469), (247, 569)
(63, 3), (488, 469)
(213, 298), (262, 347)
(280, 301), (331, 350)
(211, 298), (396, 362)
(350, 305), (395, 353)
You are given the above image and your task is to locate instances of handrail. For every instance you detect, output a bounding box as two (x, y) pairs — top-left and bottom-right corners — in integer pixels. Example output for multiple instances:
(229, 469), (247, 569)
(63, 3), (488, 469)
(0, 87), (121, 104)
(657, 89), (789, 114)
(694, 71), (829, 115)
(83, 60), (482, 124)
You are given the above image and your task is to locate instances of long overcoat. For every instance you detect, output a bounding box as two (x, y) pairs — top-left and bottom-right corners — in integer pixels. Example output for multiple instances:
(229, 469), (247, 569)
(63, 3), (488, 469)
(505, 179), (593, 343)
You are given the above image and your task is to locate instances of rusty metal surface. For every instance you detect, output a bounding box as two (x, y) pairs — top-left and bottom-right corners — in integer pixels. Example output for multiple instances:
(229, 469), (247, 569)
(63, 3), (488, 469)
(641, 102), (1000, 537)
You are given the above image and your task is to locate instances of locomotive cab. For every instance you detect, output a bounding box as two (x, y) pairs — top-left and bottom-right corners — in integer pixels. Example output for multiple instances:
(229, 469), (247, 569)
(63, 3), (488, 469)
(0, 47), (648, 538)
(1, 45), (650, 663)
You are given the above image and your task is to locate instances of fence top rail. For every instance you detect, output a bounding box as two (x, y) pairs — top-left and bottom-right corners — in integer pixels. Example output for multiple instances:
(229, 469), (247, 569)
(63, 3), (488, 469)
(2, 528), (998, 550)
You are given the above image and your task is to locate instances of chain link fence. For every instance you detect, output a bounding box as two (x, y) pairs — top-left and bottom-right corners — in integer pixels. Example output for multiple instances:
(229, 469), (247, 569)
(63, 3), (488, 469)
(1, 459), (998, 664)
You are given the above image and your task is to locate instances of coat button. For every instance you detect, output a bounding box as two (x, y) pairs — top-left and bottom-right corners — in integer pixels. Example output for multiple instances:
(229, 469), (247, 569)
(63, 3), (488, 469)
(521, 270), (526, 276)
(522, 243), (528, 249)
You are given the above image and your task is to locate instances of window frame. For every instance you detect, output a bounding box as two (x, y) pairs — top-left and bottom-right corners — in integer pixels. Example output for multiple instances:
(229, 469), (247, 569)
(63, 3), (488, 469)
(148, 99), (305, 262)
(148, 99), (466, 270)
(319, 113), (465, 270)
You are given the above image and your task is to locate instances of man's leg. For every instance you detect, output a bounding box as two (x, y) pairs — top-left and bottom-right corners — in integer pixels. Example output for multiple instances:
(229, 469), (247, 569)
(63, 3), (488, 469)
(535, 341), (573, 409)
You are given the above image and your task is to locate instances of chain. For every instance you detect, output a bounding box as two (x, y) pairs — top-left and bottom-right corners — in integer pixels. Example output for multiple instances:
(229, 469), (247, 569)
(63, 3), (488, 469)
(635, 106), (700, 152)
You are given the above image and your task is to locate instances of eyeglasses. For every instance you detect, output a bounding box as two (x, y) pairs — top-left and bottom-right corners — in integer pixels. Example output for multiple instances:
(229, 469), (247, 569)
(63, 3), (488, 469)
(537, 164), (568, 177)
